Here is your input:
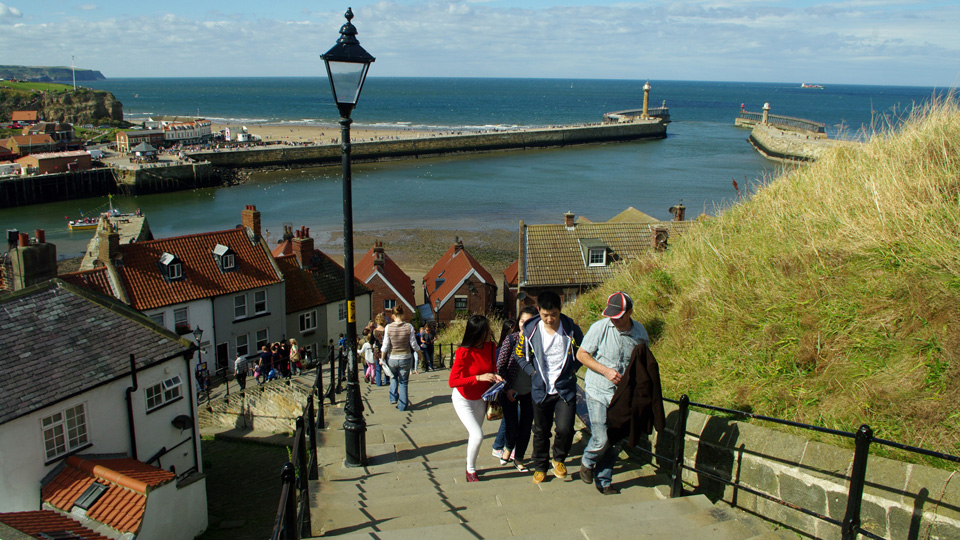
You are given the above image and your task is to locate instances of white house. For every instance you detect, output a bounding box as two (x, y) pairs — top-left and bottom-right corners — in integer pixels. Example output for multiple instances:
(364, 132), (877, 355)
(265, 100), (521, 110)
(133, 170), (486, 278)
(162, 119), (212, 144)
(0, 279), (207, 539)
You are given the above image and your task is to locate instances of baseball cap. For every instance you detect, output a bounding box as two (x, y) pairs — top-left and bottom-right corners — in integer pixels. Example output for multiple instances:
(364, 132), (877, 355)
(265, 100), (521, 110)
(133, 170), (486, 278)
(602, 292), (633, 319)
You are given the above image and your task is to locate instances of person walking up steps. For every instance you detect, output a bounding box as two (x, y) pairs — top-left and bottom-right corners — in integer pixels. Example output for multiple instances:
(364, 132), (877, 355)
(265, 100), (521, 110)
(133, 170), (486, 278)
(514, 291), (584, 484)
(577, 292), (649, 495)
(381, 305), (419, 411)
(450, 315), (503, 482)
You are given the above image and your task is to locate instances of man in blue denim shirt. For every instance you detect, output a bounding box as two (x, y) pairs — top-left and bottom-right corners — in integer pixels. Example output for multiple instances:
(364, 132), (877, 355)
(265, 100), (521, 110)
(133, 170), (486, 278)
(577, 292), (648, 494)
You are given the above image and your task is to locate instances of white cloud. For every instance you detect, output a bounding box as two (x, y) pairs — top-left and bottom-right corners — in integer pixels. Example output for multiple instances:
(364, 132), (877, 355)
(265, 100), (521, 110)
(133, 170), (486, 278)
(79, 4), (97, 11)
(0, 3), (23, 21)
(0, 1), (955, 85)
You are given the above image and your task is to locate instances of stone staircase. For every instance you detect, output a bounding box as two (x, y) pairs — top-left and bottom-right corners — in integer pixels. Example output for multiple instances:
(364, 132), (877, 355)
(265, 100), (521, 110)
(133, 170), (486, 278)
(309, 371), (795, 539)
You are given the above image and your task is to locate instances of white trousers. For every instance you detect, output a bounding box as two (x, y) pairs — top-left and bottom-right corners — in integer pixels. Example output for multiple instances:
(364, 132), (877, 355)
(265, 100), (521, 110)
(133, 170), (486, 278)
(451, 389), (486, 473)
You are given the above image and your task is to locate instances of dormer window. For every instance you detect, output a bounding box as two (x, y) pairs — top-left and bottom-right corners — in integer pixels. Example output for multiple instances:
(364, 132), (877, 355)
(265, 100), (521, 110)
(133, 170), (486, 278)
(158, 252), (184, 282)
(212, 244), (236, 273)
(588, 248), (606, 266)
(578, 238), (609, 267)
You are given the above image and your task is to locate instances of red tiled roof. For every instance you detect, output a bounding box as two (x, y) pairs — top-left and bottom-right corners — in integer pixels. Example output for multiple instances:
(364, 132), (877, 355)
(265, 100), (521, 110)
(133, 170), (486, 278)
(275, 254), (326, 313)
(0, 510), (112, 540)
(503, 259), (519, 286)
(423, 242), (496, 307)
(11, 110), (38, 122)
(42, 456), (176, 534)
(9, 134), (55, 146)
(355, 246), (416, 311)
(114, 227), (282, 310)
(272, 239), (293, 258)
(60, 267), (115, 297)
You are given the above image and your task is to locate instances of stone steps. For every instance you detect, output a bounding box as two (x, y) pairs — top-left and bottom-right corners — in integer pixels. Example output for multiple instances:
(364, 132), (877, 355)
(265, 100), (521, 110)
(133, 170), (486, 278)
(308, 370), (796, 539)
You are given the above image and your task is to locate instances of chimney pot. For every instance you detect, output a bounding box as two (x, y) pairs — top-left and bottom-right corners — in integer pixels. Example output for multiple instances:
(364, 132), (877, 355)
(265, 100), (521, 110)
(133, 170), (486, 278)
(18, 233), (29, 247)
(35, 229), (45, 244)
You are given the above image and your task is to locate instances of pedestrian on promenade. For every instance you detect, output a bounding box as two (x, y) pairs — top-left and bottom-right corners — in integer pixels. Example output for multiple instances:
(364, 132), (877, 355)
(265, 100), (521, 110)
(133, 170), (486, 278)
(289, 338), (302, 376)
(257, 345), (271, 384)
(514, 290), (584, 484)
(235, 352), (248, 391)
(494, 306), (539, 472)
(373, 313), (388, 386)
(359, 334), (377, 383)
(577, 292), (649, 495)
(449, 315), (504, 482)
(421, 324), (436, 371)
(381, 305), (419, 410)
(491, 318), (515, 463)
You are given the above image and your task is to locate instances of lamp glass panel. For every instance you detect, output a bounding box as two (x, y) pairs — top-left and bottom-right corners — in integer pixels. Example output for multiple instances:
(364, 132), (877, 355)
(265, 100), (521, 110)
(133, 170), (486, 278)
(327, 61), (369, 105)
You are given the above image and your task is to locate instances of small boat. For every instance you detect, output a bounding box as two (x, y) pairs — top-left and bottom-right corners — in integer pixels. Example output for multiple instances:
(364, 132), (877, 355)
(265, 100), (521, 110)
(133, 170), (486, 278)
(67, 216), (99, 230)
(801, 83), (824, 89)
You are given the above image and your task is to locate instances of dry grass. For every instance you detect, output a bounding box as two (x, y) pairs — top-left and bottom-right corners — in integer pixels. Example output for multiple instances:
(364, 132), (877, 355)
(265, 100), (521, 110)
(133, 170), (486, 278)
(567, 96), (960, 460)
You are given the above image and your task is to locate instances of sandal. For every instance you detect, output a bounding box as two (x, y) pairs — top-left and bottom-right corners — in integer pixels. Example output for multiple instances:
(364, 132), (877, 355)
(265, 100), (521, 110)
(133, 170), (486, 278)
(514, 460), (529, 472)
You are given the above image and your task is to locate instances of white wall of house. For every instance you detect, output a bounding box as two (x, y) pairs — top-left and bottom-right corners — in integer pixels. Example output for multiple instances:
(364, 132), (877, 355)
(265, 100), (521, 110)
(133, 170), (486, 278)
(138, 476), (208, 540)
(285, 307), (323, 365)
(143, 299), (213, 376)
(0, 356), (200, 512)
(321, 293), (372, 350)
(213, 282), (286, 373)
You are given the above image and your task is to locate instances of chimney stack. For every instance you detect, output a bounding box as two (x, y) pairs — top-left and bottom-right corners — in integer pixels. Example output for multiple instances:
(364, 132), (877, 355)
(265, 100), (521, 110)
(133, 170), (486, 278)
(373, 240), (385, 269)
(652, 226), (669, 252)
(564, 211), (575, 229)
(669, 201), (686, 222)
(454, 237), (464, 254)
(9, 228), (57, 290)
(292, 226), (314, 269)
(97, 218), (120, 264)
(241, 205), (261, 242)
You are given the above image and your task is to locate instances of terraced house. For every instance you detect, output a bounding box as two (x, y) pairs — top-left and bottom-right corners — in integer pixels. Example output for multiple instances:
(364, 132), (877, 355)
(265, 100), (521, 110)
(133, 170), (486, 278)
(62, 205), (285, 376)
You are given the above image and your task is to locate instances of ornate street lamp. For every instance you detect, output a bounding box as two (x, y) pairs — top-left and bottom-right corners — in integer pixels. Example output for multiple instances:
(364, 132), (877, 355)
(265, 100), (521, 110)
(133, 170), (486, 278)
(322, 6), (375, 467)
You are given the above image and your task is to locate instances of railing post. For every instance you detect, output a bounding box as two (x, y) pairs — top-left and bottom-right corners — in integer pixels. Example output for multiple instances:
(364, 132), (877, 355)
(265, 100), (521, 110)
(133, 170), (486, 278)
(316, 362), (326, 427)
(295, 416), (311, 539)
(670, 394), (690, 498)
(327, 347), (337, 405)
(841, 424), (873, 540)
(279, 462), (297, 540)
(307, 396), (319, 481)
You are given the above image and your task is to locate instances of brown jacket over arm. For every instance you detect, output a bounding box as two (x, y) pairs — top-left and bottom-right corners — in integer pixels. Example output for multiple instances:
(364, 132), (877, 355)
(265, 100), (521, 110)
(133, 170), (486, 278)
(606, 342), (665, 447)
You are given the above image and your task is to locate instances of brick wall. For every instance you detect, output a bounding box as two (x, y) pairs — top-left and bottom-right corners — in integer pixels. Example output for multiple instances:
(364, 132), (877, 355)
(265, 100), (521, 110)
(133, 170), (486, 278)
(435, 278), (496, 324)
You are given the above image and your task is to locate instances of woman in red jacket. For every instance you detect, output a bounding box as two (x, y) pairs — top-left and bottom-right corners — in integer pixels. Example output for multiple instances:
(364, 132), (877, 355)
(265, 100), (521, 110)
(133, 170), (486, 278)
(449, 315), (504, 482)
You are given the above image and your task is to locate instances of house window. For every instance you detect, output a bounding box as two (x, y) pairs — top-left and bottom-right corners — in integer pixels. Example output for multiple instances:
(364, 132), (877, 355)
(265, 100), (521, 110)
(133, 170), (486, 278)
(145, 375), (183, 412)
(454, 296), (468, 310)
(299, 311), (317, 332)
(384, 299), (397, 310)
(212, 244), (237, 273)
(174, 307), (190, 335)
(149, 313), (165, 326)
(254, 290), (267, 314)
(256, 329), (269, 350)
(338, 302), (347, 321)
(42, 404), (88, 461)
(234, 294), (247, 319)
(158, 252), (184, 282)
(588, 248), (606, 266)
(236, 334), (249, 356)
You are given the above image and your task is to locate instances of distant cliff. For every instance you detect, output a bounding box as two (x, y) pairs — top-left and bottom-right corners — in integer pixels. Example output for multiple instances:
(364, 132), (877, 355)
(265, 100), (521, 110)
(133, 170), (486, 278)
(0, 86), (123, 124)
(0, 65), (106, 82)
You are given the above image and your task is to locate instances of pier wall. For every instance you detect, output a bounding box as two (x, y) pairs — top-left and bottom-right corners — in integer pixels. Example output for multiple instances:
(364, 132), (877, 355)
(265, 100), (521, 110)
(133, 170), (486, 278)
(748, 125), (848, 163)
(114, 162), (219, 195)
(0, 168), (117, 209)
(187, 121), (666, 169)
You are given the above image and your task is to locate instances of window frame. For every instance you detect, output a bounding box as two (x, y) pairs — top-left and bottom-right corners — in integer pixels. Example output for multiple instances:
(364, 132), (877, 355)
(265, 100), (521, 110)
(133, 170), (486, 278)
(234, 294), (247, 319)
(338, 302), (347, 322)
(236, 334), (249, 356)
(299, 310), (317, 332)
(253, 290), (267, 314)
(384, 299), (397, 310)
(588, 248), (606, 267)
(256, 329), (269, 350)
(145, 375), (184, 413)
(149, 312), (165, 326)
(454, 296), (468, 310)
(42, 403), (89, 462)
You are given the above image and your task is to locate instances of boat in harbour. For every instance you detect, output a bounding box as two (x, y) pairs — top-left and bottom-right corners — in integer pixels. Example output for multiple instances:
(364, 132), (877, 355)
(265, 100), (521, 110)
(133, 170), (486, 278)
(67, 195), (142, 231)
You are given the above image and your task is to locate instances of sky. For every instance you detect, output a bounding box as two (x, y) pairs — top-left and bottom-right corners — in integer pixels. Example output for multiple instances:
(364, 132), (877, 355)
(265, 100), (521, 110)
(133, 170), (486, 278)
(1, 0), (958, 86)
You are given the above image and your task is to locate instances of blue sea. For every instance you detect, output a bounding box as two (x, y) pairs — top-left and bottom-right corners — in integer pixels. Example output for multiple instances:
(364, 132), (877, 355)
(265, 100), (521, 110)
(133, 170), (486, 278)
(1, 78), (947, 258)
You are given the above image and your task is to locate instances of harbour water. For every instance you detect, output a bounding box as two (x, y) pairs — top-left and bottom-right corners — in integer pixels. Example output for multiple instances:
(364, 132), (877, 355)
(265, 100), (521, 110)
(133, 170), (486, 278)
(0, 78), (945, 258)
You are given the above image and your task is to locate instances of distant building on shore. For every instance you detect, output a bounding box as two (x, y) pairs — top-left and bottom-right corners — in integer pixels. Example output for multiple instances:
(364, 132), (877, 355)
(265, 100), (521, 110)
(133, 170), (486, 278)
(16, 150), (92, 175)
(162, 119), (212, 144)
(1, 134), (56, 157)
(117, 129), (164, 153)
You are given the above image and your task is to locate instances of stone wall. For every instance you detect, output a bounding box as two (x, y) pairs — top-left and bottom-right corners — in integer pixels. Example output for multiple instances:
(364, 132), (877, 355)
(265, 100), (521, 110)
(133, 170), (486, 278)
(187, 120), (666, 169)
(197, 378), (313, 434)
(113, 162), (218, 194)
(645, 402), (960, 539)
(748, 124), (853, 163)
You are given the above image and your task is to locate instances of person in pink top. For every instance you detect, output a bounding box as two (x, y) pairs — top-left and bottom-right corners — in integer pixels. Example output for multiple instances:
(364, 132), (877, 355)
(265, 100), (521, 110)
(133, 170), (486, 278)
(449, 315), (504, 482)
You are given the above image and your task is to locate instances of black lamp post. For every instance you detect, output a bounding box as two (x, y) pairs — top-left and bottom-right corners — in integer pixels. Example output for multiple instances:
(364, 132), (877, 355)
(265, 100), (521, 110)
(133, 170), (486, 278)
(322, 6), (375, 467)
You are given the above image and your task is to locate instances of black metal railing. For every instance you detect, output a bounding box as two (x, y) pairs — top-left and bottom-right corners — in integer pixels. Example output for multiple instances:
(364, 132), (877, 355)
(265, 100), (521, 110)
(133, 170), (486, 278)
(270, 362), (323, 540)
(633, 394), (960, 540)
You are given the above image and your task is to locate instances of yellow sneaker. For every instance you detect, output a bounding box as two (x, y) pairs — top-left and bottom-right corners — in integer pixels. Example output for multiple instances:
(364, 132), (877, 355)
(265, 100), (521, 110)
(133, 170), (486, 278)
(532, 471), (546, 484)
(552, 460), (568, 479)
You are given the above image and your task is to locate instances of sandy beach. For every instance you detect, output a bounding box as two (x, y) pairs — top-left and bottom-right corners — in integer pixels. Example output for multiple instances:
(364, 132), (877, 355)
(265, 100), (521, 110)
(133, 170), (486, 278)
(209, 122), (441, 145)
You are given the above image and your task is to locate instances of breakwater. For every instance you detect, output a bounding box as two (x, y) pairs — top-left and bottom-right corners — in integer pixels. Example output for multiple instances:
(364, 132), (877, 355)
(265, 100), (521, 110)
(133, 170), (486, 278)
(113, 162), (219, 195)
(186, 120), (666, 169)
(748, 124), (853, 163)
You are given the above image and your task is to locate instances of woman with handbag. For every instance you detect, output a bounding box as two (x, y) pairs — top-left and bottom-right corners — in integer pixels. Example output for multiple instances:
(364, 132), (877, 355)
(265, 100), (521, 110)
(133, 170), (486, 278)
(449, 315), (504, 482)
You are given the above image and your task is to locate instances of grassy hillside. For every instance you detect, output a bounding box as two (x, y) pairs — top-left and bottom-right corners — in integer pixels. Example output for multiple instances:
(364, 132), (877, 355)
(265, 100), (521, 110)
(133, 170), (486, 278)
(566, 98), (960, 458)
(0, 65), (105, 82)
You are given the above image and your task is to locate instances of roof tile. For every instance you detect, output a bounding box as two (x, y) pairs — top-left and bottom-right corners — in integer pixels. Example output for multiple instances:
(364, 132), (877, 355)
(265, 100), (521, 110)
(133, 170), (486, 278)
(0, 510), (112, 540)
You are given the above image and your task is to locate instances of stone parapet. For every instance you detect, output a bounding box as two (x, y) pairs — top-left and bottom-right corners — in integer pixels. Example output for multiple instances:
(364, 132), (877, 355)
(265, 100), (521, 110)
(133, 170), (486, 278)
(645, 402), (960, 539)
(748, 124), (854, 163)
(197, 378), (312, 434)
